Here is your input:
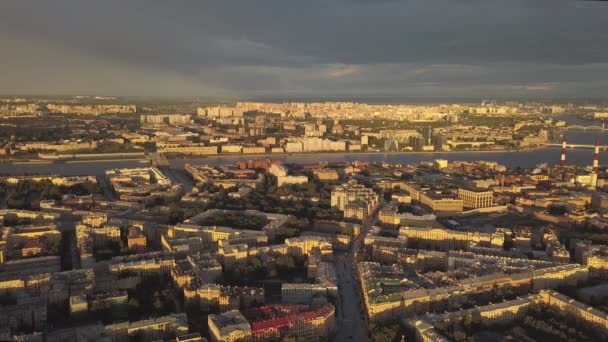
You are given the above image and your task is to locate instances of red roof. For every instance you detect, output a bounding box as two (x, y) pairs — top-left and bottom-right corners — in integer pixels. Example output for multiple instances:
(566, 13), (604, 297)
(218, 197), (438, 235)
(248, 305), (334, 334)
(251, 317), (290, 334)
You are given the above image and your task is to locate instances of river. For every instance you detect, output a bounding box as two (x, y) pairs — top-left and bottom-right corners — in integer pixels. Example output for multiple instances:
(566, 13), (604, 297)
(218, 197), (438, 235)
(0, 114), (606, 175)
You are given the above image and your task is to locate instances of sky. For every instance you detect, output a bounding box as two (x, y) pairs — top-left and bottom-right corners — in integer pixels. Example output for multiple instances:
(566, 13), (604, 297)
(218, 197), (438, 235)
(1, 0), (607, 100)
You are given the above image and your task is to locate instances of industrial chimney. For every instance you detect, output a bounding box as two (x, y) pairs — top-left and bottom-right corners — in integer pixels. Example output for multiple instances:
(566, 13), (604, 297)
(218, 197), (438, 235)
(561, 135), (567, 166)
(591, 138), (600, 189)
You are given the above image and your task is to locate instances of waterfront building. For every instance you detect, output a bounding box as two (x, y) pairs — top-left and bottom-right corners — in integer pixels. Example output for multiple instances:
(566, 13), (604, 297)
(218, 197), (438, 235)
(457, 188), (494, 209)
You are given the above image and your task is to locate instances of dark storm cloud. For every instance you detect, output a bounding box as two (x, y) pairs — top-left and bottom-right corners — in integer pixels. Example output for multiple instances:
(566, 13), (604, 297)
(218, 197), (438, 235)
(0, 0), (607, 98)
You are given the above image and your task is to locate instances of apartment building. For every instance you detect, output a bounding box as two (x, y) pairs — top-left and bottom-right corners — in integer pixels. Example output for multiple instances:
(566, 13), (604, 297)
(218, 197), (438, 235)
(419, 192), (464, 212)
(269, 164), (308, 187)
(209, 305), (335, 342)
(281, 283), (335, 305)
(208, 310), (251, 342)
(457, 188), (494, 209)
(399, 227), (503, 251)
(331, 180), (379, 217)
(140, 114), (192, 125)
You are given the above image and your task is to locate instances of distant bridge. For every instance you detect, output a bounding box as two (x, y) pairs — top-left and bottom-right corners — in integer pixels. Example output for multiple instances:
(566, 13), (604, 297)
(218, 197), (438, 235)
(565, 124), (605, 131)
(546, 143), (607, 151)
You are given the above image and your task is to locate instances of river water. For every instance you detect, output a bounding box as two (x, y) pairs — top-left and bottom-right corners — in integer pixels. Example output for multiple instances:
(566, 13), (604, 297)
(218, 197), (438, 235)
(0, 114), (605, 175)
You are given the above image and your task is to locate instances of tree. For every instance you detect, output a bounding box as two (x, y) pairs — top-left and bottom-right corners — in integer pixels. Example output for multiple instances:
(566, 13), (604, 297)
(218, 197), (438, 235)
(153, 297), (162, 310)
(128, 298), (140, 309)
(462, 312), (472, 331)
(168, 205), (184, 224)
(276, 255), (295, 269)
(453, 330), (467, 342)
(548, 205), (567, 216)
(471, 310), (482, 329)
(275, 255), (297, 279)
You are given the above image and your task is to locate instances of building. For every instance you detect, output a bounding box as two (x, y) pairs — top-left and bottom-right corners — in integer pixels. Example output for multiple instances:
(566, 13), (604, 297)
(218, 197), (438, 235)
(18, 141), (98, 153)
(538, 290), (608, 335)
(221, 145), (243, 154)
(219, 244), (249, 269)
(249, 305), (334, 342)
(184, 164), (264, 189)
(457, 188), (494, 209)
(285, 137), (346, 153)
(391, 192), (412, 204)
(331, 180), (379, 221)
(281, 283), (335, 305)
(198, 106), (245, 118)
(157, 143), (218, 155)
(313, 169), (339, 181)
(140, 114), (192, 125)
(419, 192), (464, 212)
(219, 287), (264, 312)
(379, 203), (400, 229)
(127, 227), (147, 252)
(211, 304), (334, 342)
(242, 147), (266, 154)
(208, 310), (252, 342)
(104, 313), (189, 341)
(276, 175), (308, 187)
(46, 104), (136, 115)
(269, 164), (308, 187)
(580, 244), (608, 279)
(399, 226), (503, 251)
(592, 194), (608, 211)
(69, 295), (88, 316)
(434, 159), (448, 169)
(406, 290), (608, 342)
(105, 167), (172, 197)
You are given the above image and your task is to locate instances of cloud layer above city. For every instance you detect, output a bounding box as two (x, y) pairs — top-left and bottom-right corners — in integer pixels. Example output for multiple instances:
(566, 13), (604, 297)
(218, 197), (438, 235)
(1, 0), (607, 99)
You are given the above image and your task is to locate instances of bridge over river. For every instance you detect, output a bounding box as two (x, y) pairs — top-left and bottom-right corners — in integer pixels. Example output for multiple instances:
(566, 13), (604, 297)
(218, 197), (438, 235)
(565, 123), (606, 131)
(545, 143), (607, 151)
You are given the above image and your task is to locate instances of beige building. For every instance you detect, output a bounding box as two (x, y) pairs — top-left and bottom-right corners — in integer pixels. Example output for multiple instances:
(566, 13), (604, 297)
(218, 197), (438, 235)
(457, 188), (493, 209)
(331, 180), (379, 220)
(242, 147), (266, 154)
(419, 192), (463, 212)
(198, 106), (245, 118)
(208, 310), (252, 342)
(18, 141), (98, 152)
(399, 226), (504, 251)
(47, 104), (136, 115)
(314, 169), (340, 181)
(378, 204), (400, 229)
(221, 145), (243, 153)
(104, 313), (189, 341)
(157, 143), (218, 155)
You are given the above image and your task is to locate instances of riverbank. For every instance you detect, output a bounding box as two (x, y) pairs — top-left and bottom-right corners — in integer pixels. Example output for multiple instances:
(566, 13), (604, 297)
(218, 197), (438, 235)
(64, 158), (149, 164)
(164, 147), (545, 161)
(10, 160), (53, 165)
(2, 157), (149, 165)
(0, 146), (543, 165)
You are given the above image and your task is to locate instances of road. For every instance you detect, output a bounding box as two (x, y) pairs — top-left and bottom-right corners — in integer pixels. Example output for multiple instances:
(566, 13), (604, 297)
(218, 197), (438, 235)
(333, 202), (383, 342)
(57, 220), (80, 270)
(334, 253), (369, 342)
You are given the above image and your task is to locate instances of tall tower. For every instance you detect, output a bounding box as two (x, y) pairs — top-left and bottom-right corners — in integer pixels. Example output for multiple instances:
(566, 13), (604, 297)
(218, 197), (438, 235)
(591, 138), (600, 189)
(561, 135), (567, 166)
